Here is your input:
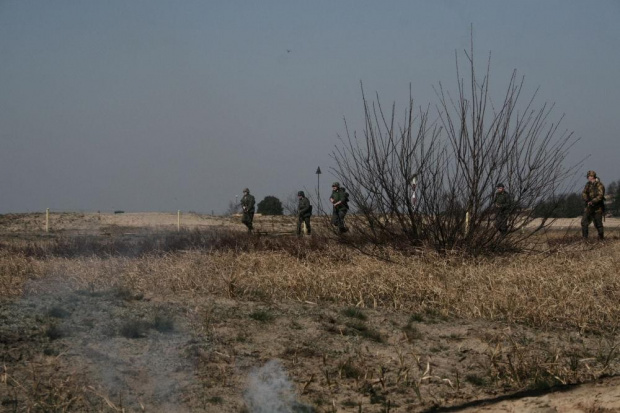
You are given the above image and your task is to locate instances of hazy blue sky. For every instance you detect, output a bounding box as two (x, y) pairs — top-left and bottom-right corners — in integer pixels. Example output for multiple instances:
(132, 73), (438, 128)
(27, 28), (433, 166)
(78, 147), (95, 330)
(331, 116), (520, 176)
(1, 0), (619, 214)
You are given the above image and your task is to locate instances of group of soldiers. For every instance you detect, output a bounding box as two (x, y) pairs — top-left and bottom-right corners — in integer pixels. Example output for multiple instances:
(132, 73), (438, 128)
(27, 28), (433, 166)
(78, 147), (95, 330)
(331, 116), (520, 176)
(239, 182), (349, 235)
(493, 169), (607, 240)
(240, 170), (606, 239)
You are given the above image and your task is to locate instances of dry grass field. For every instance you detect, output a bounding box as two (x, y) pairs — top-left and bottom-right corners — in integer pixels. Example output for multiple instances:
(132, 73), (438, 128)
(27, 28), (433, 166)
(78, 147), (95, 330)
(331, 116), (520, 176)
(1, 212), (619, 412)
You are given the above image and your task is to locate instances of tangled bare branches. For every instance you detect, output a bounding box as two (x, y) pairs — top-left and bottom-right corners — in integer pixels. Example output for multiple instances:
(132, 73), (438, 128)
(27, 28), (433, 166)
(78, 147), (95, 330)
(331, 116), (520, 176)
(332, 42), (580, 253)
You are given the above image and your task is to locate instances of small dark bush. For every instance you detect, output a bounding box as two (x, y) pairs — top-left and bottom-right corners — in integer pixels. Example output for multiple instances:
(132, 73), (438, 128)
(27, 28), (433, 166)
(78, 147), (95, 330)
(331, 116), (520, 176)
(409, 313), (424, 322)
(341, 307), (367, 321)
(119, 320), (149, 339)
(345, 321), (384, 343)
(206, 396), (223, 404)
(45, 324), (66, 341)
(257, 196), (284, 215)
(249, 309), (275, 323)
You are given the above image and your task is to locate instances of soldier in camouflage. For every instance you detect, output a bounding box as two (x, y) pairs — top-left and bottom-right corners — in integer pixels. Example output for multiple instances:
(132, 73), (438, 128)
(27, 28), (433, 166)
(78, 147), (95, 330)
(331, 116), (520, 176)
(494, 183), (510, 235)
(581, 170), (605, 240)
(240, 188), (256, 233)
(296, 191), (312, 236)
(330, 182), (349, 233)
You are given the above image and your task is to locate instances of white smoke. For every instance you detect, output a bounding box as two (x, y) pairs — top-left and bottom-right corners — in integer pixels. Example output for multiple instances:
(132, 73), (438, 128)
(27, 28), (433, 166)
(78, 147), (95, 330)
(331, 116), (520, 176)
(244, 360), (309, 413)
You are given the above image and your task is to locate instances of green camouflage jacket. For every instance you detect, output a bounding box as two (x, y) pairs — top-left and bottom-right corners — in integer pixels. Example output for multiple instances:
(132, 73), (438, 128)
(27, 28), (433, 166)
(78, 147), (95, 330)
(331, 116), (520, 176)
(494, 191), (510, 212)
(241, 194), (256, 212)
(582, 180), (605, 206)
(330, 188), (348, 210)
(298, 197), (312, 218)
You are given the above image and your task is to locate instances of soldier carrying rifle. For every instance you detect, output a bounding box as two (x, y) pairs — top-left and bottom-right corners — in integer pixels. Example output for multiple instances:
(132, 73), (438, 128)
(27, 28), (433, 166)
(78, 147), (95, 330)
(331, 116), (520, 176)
(581, 170), (605, 240)
(330, 182), (349, 233)
(240, 188), (256, 233)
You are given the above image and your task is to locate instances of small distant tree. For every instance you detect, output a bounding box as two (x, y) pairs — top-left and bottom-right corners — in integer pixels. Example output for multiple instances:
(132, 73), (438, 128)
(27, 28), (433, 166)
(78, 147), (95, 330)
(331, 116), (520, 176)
(257, 196), (284, 215)
(282, 192), (299, 216)
(224, 199), (241, 216)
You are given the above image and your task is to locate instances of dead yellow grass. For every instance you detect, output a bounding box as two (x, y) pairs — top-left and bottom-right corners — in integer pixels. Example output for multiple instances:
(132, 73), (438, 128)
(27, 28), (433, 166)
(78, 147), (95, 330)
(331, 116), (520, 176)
(6, 239), (619, 334)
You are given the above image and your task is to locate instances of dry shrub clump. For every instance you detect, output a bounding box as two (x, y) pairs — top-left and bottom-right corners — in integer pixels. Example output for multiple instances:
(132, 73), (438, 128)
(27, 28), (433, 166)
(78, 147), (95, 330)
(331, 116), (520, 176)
(0, 250), (36, 297)
(4, 232), (618, 334)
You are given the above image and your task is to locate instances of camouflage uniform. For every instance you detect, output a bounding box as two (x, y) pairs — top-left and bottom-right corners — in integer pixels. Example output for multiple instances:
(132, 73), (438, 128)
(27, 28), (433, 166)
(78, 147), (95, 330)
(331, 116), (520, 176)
(296, 191), (312, 236)
(330, 182), (349, 233)
(581, 171), (605, 239)
(494, 184), (510, 235)
(240, 189), (256, 232)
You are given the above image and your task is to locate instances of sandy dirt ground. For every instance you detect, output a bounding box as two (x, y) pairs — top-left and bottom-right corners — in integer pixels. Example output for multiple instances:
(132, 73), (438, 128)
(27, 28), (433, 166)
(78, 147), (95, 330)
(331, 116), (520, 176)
(457, 376), (620, 412)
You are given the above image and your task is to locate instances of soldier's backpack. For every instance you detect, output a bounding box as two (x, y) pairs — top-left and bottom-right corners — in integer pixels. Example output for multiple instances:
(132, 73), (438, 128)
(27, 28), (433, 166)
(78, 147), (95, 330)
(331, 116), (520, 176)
(339, 188), (350, 208)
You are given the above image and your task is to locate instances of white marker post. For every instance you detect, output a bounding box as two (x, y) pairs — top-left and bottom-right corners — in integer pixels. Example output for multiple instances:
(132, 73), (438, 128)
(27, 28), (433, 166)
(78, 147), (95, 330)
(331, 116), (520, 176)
(177, 210), (181, 232)
(45, 208), (49, 233)
(465, 211), (470, 236)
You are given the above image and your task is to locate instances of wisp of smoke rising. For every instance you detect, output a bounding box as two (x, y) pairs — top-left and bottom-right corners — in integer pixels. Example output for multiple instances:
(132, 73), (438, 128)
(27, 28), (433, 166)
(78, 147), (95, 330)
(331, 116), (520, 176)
(244, 360), (304, 413)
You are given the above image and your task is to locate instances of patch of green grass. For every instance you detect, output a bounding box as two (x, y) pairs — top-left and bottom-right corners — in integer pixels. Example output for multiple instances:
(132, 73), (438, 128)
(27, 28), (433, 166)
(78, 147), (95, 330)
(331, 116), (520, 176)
(151, 312), (175, 333)
(47, 306), (70, 319)
(249, 309), (275, 323)
(341, 307), (367, 321)
(206, 396), (223, 404)
(346, 321), (384, 343)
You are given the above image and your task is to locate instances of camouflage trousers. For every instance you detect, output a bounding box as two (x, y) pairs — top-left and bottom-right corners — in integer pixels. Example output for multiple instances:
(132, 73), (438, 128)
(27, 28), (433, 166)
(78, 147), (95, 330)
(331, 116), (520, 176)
(297, 215), (311, 235)
(242, 210), (254, 232)
(495, 212), (508, 235)
(332, 208), (348, 233)
(581, 208), (603, 239)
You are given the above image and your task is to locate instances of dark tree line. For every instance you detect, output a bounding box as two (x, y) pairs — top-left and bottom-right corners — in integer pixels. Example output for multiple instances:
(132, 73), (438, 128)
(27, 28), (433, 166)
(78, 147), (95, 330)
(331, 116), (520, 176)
(533, 179), (620, 218)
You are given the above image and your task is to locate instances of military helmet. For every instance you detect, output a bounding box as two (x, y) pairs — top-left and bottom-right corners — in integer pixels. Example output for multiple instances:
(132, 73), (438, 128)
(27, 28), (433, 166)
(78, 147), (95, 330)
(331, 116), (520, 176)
(332, 182), (340, 188)
(496, 183), (505, 188)
(587, 170), (597, 178)
(243, 188), (250, 193)
(297, 191), (305, 197)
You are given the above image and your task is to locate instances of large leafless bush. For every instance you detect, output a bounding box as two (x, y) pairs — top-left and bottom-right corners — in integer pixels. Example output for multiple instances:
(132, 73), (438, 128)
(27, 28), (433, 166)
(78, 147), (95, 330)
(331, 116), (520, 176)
(332, 44), (580, 253)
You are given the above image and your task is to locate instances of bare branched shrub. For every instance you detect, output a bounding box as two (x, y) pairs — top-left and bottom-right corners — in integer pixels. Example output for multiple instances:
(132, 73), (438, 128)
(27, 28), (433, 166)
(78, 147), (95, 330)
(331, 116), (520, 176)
(332, 41), (580, 253)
